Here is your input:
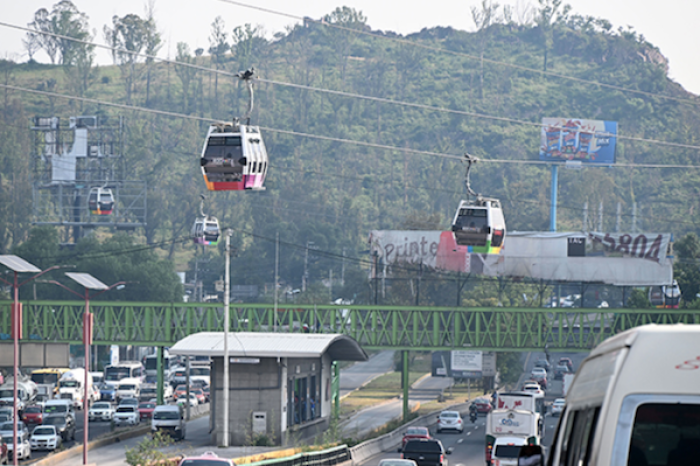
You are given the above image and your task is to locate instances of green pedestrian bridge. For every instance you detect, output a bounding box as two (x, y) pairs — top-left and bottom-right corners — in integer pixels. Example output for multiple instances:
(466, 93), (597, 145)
(2, 301), (698, 351)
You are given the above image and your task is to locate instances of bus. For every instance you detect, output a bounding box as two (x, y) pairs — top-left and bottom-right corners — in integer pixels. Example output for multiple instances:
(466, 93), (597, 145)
(144, 354), (178, 381)
(30, 368), (70, 401)
(104, 361), (144, 387)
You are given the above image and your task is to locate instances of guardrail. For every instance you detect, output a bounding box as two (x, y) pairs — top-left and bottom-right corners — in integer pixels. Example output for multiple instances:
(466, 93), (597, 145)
(247, 445), (351, 466)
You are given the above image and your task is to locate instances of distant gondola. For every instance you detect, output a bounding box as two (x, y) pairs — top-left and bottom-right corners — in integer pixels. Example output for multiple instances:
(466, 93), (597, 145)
(450, 154), (506, 254)
(192, 216), (220, 246)
(648, 280), (681, 309)
(88, 187), (114, 215)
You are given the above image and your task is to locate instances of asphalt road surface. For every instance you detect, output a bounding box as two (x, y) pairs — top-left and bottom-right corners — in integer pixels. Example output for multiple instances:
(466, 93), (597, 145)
(340, 351), (395, 398)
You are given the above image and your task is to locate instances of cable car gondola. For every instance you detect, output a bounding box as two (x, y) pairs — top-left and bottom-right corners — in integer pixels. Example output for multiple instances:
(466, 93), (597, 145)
(200, 68), (268, 191)
(450, 154), (506, 254)
(648, 280), (681, 309)
(88, 187), (114, 215)
(191, 195), (220, 246)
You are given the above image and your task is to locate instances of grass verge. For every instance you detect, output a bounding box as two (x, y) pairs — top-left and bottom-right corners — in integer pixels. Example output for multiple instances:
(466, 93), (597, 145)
(339, 371), (428, 416)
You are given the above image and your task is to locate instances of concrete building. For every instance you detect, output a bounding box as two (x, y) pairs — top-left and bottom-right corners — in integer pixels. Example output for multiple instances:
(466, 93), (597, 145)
(170, 332), (367, 446)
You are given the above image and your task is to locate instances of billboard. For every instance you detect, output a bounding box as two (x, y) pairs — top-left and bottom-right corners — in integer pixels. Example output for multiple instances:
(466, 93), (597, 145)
(369, 230), (674, 286)
(539, 118), (617, 164)
(451, 351), (482, 371)
(368, 230), (469, 273)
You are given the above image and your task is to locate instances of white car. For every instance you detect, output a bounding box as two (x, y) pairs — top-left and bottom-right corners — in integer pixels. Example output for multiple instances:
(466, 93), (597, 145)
(551, 398), (566, 417)
(113, 406), (140, 426)
(177, 393), (198, 408)
(530, 367), (547, 378)
(8, 436), (32, 461)
(88, 402), (115, 422)
(436, 410), (464, 433)
(30, 425), (62, 451)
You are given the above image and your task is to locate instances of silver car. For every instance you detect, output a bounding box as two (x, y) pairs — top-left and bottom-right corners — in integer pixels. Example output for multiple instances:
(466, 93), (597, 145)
(437, 410), (464, 433)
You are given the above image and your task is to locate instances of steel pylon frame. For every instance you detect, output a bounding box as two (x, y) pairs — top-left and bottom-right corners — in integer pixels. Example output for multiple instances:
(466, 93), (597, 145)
(1, 301), (698, 351)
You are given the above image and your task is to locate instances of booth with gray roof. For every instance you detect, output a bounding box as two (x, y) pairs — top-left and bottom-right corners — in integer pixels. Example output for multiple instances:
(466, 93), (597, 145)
(170, 332), (367, 446)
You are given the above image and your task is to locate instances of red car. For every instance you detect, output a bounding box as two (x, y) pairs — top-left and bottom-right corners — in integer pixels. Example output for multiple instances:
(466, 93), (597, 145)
(472, 398), (493, 414)
(174, 385), (188, 400)
(400, 426), (430, 451)
(22, 405), (43, 426)
(558, 357), (574, 372)
(191, 389), (206, 405)
(138, 402), (156, 421)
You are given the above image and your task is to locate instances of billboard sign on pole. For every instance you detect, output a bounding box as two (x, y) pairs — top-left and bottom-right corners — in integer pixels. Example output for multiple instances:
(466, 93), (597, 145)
(539, 118), (617, 164)
(451, 351), (482, 378)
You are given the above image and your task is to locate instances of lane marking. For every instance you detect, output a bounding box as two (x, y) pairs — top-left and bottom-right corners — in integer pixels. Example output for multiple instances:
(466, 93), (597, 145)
(457, 439), (464, 444)
(466, 431), (471, 436)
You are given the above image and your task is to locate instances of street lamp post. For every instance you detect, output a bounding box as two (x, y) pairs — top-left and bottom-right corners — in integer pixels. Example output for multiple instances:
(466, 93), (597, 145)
(0, 255), (65, 466)
(46, 273), (126, 466)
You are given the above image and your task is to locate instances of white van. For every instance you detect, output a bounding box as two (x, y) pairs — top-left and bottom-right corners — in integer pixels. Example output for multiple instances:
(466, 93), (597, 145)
(152, 404), (186, 440)
(547, 324), (700, 466)
(115, 378), (141, 401)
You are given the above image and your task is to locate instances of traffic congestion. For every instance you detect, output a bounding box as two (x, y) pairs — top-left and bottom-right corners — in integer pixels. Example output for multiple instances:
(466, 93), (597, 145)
(0, 351), (210, 464)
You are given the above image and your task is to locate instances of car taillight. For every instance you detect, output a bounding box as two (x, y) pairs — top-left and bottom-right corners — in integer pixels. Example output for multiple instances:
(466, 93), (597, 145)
(440, 454), (444, 463)
(401, 453), (404, 459)
(457, 419), (462, 423)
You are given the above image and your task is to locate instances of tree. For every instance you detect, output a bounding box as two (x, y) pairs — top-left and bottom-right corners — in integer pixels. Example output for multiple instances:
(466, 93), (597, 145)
(143, 1), (162, 107)
(104, 13), (149, 104)
(209, 16), (230, 113)
(674, 233), (700, 308)
(124, 431), (173, 466)
(471, 0), (500, 98)
(174, 42), (198, 113)
(535, 0), (570, 71)
(27, 8), (58, 64)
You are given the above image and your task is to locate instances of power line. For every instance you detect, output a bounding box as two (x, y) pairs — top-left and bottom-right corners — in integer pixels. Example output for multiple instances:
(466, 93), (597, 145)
(2, 21), (700, 152)
(215, 0), (700, 107)
(4, 82), (700, 167)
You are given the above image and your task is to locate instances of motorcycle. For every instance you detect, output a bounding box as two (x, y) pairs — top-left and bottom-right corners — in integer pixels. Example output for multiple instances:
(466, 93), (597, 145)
(469, 410), (478, 423)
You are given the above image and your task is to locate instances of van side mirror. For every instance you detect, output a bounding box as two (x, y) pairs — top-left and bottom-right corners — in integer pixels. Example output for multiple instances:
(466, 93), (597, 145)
(446, 448), (453, 455)
(518, 445), (544, 466)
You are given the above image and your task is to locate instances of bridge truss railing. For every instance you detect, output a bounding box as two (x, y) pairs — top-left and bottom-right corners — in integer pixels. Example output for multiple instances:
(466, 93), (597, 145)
(1, 301), (698, 351)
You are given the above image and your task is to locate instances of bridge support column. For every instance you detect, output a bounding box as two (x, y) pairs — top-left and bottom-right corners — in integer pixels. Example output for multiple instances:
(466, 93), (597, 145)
(157, 346), (164, 405)
(331, 361), (340, 419)
(402, 350), (409, 422)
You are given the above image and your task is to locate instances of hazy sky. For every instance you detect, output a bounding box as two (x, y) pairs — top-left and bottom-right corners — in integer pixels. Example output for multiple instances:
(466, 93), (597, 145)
(1, 0), (698, 95)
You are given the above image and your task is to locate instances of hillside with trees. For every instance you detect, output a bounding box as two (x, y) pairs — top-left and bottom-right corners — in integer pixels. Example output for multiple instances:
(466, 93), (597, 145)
(1, 0), (699, 307)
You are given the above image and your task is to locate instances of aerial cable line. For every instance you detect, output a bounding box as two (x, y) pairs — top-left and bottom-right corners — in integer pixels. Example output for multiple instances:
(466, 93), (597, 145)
(3, 82), (700, 167)
(2, 22), (700, 152)
(215, 0), (700, 107)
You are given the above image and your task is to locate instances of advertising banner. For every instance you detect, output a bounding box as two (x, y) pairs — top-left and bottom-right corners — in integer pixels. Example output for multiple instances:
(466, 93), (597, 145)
(368, 230), (469, 273)
(370, 230), (674, 286)
(539, 118), (617, 164)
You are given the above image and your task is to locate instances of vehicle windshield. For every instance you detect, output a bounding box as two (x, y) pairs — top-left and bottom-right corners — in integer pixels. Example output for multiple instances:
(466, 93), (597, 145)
(119, 384), (135, 390)
(60, 380), (79, 388)
(139, 403), (155, 409)
(121, 399), (138, 405)
(495, 444), (522, 458)
(0, 422), (13, 431)
(31, 373), (59, 385)
(629, 403), (700, 465)
(154, 411), (179, 420)
(406, 427), (428, 435)
(25, 406), (42, 414)
(33, 427), (55, 436)
(441, 412), (458, 418)
(44, 405), (68, 414)
(105, 367), (131, 381)
(92, 403), (110, 410)
(190, 368), (210, 376)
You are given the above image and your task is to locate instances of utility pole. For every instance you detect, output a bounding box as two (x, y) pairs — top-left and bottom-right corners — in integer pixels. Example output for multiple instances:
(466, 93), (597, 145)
(303, 240), (315, 292)
(274, 232), (279, 332)
(222, 229), (232, 447)
(415, 260), (423, 306)
(341, 247), (346, 286)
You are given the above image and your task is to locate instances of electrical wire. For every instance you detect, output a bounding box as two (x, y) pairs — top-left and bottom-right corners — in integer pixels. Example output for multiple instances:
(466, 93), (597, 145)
(2, 21), (700, 152)
(4, 82), (700, 167)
